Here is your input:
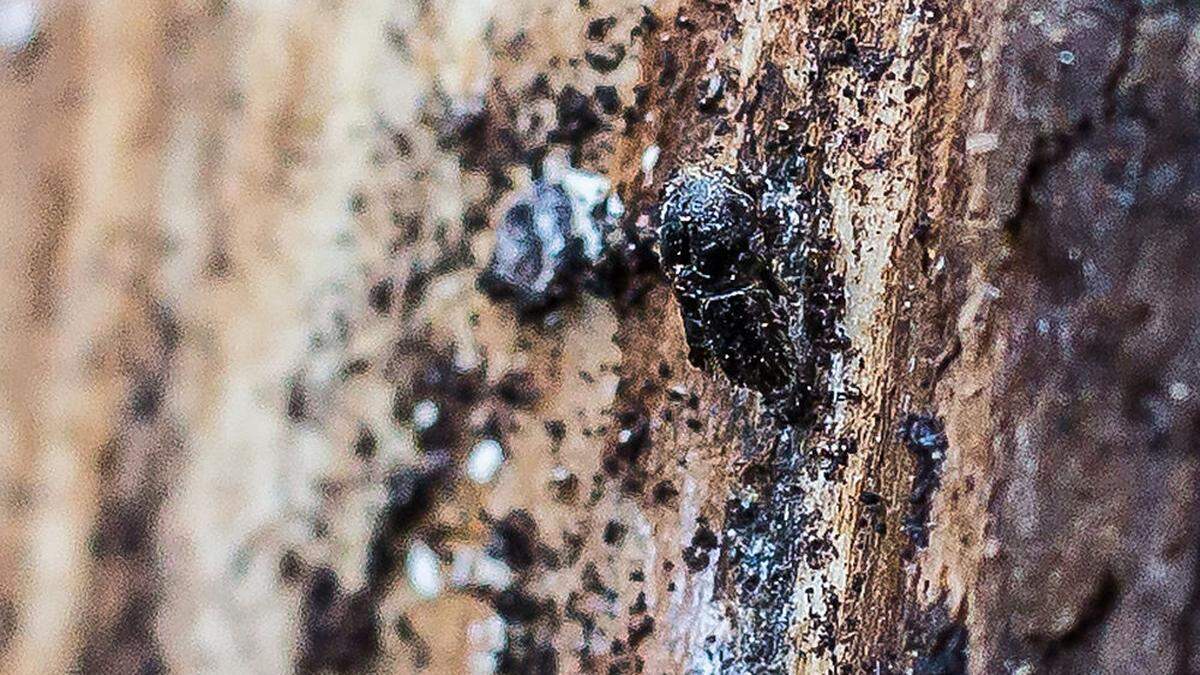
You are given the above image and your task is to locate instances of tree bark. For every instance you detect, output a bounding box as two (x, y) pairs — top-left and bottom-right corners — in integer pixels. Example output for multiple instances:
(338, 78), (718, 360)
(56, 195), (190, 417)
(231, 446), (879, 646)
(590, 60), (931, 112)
(1, 0), (1198, 673)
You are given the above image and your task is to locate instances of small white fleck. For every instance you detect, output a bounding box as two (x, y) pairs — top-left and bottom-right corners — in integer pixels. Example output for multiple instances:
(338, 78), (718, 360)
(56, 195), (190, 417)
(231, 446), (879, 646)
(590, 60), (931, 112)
(467, 439), (505, 484)
(412, 400), (439, 430)
(1170, 382), (1191, 401)
(450, 549), (474, 586)
(406, 540), (442, 599)
(454, 346), (481, 371)
(450, 548), (514, 589)
(1058, 50), (1076, 65)
(0, 0), (37, 51)
(965, 131), (999, 155)
(641, 144), (661, 179)
(556, 164), (617, 261)
(1036, 318), (1050, 334)
(475, 555), (514, 589)
(467, 615), (506, 675)
(984, 537), (1002, 559)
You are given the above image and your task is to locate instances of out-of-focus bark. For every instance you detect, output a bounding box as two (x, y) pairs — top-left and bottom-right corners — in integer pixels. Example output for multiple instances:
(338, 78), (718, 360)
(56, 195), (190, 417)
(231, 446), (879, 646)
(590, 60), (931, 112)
(2, 0), (1199, 673)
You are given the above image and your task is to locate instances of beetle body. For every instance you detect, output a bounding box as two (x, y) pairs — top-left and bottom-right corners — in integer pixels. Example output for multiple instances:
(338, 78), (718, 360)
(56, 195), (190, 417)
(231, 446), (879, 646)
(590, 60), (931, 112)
(658, 166), (804, 395)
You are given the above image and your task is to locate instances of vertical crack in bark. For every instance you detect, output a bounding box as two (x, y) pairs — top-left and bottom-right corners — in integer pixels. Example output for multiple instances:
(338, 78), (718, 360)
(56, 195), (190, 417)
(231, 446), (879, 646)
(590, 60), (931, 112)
(1003, 0), (1141, 238)
(1033, 573), (1119, 665)
(1002, 118), (1093, 238)
(1101, 0), (1139, 121)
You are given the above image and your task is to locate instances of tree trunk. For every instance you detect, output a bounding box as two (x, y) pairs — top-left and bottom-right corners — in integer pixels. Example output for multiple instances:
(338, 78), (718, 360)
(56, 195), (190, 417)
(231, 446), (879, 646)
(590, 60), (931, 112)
(1, 0), (1198, 673)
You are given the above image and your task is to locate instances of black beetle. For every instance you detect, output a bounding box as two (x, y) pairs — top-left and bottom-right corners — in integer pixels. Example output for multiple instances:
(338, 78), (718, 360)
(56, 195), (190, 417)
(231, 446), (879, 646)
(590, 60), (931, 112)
(657, 166), (803, 395)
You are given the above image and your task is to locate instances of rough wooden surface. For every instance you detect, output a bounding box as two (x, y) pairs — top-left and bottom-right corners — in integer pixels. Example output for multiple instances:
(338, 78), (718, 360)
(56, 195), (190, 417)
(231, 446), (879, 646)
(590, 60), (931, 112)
(2, 0), (1199, 673)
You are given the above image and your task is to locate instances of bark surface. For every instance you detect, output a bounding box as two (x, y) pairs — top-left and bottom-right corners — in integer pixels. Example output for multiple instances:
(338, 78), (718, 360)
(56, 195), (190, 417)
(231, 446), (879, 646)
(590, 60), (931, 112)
(1, 0), (1197, 673)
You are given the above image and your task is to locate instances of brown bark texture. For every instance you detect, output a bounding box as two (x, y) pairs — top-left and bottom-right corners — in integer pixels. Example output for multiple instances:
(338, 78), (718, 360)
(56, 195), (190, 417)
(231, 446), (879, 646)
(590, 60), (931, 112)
(0, 0), (1198, 673)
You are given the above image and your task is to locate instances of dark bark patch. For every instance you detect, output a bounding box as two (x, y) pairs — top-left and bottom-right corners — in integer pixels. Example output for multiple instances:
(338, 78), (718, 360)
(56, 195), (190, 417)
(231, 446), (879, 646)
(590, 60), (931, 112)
(899, 413), (947, 551)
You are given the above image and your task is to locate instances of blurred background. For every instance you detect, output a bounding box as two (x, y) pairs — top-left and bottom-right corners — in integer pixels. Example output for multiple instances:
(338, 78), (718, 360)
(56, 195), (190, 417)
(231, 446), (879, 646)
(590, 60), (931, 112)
(0, 0), (687, 672)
